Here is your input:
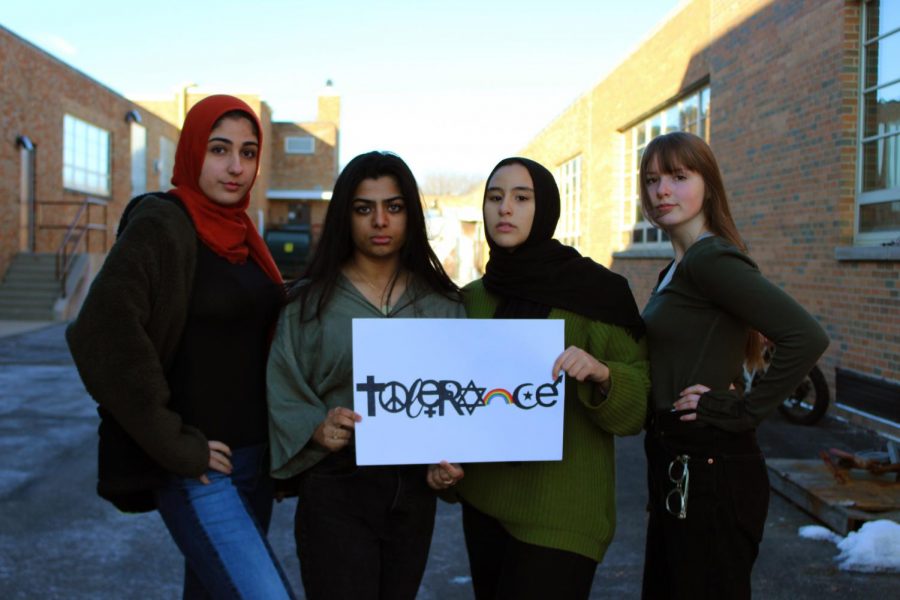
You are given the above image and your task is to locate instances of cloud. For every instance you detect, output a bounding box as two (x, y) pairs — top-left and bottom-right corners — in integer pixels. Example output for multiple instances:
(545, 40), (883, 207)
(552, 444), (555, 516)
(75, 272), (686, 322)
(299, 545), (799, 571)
(35, 33), (77, 58)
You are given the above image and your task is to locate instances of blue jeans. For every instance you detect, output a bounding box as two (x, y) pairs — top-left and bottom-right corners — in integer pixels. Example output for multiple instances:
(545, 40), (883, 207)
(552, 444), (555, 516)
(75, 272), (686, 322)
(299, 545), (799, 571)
(155, 444), (295, 600)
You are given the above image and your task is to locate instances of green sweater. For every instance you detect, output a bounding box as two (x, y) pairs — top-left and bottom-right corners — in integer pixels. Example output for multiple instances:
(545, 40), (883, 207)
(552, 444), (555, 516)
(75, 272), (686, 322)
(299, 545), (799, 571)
(267, 276), (465, 479)
(454, 280), (649, 562)
(642, 236), (829, 431)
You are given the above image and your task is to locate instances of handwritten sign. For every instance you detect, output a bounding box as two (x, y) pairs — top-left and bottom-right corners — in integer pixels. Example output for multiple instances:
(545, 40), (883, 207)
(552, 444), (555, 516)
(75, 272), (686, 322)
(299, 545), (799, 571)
(352, 318), (565, 465)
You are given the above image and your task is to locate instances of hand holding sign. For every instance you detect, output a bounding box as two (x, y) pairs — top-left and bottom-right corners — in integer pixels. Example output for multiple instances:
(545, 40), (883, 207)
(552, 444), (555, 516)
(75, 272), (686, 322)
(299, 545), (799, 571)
(553, 345), (611, 395)
(426, 461), (465, 490)
(312, 406), (363, 452)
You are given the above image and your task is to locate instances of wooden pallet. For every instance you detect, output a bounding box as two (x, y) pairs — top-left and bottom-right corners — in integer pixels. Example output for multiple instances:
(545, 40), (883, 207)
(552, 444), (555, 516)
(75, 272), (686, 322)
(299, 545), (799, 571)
(767, 458), (900, 535)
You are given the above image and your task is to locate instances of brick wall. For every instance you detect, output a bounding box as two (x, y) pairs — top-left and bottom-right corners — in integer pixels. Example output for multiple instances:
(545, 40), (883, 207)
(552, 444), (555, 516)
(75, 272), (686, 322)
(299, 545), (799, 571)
(318, 93), (340, 127)
(517, 0), (899, 397)
(266, 119), (339, 230)
(269, 121), (339, 190)
(0, 26), (180, 278)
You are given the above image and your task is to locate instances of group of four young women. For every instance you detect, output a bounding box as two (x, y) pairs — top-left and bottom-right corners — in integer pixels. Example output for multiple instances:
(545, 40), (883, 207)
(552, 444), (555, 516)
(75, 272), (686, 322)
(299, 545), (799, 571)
(68, 95), (828, 599)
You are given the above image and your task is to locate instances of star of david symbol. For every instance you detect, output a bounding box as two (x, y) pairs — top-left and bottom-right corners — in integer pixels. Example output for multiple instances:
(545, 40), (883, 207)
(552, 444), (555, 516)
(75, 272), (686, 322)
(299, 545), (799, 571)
(458, 380), (486, 414)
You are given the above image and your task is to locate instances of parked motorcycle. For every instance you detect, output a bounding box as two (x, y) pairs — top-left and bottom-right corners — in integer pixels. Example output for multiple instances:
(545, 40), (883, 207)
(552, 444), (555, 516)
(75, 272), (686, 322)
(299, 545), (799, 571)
(742, 340), (830, 426)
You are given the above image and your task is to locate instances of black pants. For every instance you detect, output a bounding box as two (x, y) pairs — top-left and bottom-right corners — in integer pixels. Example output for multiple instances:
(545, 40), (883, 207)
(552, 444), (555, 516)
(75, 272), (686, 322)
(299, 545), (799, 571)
(294, 457), (436, 600)
(462, 502), (598, 600)
(641, 425), (769, 600)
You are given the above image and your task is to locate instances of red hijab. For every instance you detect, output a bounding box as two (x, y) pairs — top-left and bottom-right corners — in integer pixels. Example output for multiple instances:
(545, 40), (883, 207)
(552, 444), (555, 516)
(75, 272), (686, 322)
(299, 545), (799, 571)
(169, 95), (282, 285)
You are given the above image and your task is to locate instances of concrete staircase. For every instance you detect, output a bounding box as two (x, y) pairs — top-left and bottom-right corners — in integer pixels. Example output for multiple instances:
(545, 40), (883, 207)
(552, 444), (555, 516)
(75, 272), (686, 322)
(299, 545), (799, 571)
(0, 253), (67, 321)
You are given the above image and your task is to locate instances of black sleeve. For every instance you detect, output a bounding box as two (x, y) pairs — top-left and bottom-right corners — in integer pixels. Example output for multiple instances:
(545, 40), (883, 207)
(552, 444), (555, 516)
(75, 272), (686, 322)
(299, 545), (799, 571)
(685, 243), (829, 431)
(66, 198), (209, 476)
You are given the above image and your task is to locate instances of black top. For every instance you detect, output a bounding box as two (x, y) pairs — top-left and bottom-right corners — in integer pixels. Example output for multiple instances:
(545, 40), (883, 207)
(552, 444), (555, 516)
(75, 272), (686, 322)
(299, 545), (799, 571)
(642, 236), (829, 432)
(168, 242), (282, 447)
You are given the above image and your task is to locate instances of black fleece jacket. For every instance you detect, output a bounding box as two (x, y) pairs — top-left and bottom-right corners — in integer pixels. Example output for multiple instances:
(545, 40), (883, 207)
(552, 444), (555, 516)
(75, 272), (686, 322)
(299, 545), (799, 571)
(67, 195), (209, 480)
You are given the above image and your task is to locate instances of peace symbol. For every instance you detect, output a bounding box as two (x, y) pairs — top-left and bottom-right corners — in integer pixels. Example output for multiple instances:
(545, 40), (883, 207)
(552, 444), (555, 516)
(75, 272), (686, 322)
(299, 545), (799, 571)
(379, 381), (408, 413)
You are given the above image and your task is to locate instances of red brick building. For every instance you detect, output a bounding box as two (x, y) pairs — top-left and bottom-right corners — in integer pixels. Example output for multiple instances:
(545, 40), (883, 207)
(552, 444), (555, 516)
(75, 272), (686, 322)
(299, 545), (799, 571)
(266, 84), (341, 244)
(0, 26), (180, 272)
(516, 0), (899, 429)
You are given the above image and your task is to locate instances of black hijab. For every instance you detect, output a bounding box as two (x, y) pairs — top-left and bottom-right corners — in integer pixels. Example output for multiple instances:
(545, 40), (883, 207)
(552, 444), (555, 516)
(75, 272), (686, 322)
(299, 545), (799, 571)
(482, 157), (645, 339)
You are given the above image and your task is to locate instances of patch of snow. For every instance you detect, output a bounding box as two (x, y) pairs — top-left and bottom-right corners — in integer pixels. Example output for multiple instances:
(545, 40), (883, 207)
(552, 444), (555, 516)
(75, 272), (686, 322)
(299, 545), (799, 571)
(799, 520), (900, 573)
(836, 520), (900, 573)
(798, 524), (842, 544)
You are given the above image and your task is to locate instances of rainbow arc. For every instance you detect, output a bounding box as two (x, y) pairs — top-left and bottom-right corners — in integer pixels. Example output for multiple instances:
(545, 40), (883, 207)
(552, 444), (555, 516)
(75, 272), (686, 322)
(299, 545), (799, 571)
(483, 388), (514, 405)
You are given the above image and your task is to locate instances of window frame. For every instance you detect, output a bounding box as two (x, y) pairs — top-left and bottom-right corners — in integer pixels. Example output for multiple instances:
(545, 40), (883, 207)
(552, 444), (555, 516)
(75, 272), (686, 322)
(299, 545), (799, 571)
(555, 155), (583, 248)
(284, 136), (316, 155)
(157, 136), (175, 190)
(62, 114), (111, 197)
(622, 86), (710, 248)
(130, 122), (147, 198)
(855, 0), (900, 245)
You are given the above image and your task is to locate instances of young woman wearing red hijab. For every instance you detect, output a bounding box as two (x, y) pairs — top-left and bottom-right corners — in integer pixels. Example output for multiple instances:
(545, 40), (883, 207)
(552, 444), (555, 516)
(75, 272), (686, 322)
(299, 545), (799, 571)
(68, 95), (296, 599)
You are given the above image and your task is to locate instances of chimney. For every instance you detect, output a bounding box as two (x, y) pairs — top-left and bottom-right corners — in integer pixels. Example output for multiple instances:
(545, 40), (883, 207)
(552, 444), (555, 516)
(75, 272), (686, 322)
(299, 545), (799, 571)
(317, 79), (340, 125)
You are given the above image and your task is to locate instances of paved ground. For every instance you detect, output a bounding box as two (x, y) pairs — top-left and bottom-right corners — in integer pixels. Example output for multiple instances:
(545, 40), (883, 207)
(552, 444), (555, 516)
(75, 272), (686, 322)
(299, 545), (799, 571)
(0, 322), (898, 598)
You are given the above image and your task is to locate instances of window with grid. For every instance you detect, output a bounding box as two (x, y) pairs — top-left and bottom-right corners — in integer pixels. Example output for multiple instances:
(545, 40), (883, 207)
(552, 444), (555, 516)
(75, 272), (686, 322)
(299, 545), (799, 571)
(63, 115), (111, 196)
(858, 0), (900, 244)
(623, 87), (710, 246)
(555, 155), (582, 248)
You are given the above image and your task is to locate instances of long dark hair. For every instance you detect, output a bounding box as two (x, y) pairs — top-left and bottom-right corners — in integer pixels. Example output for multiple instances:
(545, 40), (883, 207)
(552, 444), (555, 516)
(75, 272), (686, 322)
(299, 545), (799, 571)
(291, 151), (459, 320)
(639, 131), (761, 367)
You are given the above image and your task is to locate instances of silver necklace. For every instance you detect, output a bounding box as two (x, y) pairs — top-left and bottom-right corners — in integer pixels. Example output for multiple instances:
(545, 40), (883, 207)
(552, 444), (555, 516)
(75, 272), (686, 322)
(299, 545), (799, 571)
(351, 267), (392, 315)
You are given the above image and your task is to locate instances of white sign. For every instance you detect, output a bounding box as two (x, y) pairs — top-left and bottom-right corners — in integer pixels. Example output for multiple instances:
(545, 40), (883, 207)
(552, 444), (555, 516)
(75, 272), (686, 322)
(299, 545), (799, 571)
(352, 318), (565, 466)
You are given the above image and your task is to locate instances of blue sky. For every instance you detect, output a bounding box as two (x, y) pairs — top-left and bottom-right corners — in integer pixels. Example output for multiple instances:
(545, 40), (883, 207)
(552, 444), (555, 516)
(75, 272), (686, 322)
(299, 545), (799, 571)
(2, 0), (682, 178)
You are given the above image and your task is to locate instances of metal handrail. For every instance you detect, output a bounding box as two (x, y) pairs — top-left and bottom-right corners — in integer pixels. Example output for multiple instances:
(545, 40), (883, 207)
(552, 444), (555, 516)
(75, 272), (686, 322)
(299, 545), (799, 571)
(38, 197), (109, 298)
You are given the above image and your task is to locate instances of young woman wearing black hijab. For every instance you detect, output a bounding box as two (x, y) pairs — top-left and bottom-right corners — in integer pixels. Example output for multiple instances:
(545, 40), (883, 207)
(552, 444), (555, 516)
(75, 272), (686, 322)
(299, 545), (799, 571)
(428, 157), (650, 600)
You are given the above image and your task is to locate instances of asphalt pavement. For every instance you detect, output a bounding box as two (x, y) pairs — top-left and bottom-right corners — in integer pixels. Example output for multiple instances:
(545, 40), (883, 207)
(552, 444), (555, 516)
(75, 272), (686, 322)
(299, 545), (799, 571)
(0, 322), (897, 598)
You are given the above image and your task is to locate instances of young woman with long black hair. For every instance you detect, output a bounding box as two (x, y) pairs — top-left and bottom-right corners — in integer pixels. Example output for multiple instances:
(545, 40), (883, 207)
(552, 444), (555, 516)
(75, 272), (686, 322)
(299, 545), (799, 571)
(266, 151), (463, 600)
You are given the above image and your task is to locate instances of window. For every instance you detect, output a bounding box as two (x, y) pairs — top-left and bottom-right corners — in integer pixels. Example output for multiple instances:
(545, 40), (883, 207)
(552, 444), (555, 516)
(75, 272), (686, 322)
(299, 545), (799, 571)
(285, 136), (315, 154)
(858, 0), (900, 243)
(622, 86), (710, 246)
(157, 136), (175, 189)
(130, 123), (147, 197)
(555, 155), (582, 247)
(63, 115), (111, 196)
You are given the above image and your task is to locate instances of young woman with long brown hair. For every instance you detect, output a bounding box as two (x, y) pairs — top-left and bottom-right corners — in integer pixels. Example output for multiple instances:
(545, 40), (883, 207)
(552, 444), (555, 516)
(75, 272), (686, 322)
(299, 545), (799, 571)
(639, 131), (829, 599)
